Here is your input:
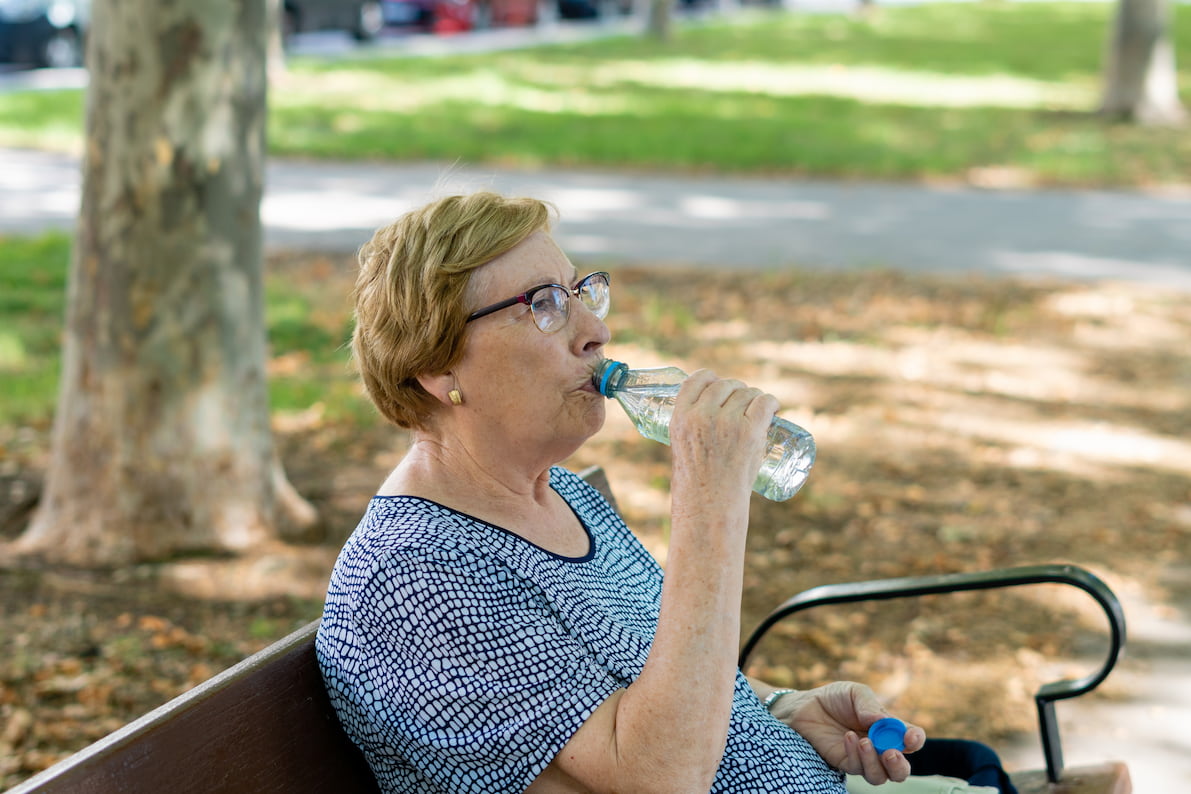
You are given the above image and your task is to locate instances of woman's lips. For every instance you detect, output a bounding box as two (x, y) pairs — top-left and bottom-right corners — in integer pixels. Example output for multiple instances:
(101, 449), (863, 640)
(579, 361), (605, 393)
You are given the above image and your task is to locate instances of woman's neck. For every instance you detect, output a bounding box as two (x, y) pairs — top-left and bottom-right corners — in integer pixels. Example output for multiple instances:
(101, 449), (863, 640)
(380, 437), (590, 558)
(381, 435), (551, 503)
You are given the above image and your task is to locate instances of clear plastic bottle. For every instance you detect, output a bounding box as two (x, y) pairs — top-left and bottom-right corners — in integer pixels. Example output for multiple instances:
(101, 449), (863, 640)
(593, 359), (816, 501)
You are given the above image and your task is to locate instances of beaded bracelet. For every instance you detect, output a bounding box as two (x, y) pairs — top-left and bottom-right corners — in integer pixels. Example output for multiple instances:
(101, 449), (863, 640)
(763, 688), (796, 712)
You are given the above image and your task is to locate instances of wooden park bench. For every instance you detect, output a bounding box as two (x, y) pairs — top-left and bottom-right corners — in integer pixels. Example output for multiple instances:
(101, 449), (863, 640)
(10, 467), (1131, 794)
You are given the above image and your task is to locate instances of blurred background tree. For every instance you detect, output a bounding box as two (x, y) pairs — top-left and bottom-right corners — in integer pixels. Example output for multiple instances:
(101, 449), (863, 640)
(16, 0), (316, 566)
(646, 0), (673, 39)
(1102, 0), (1185, 124)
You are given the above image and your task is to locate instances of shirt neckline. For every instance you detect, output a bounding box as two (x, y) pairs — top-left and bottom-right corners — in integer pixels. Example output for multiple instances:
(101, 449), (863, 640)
(370, 479), (596, 563)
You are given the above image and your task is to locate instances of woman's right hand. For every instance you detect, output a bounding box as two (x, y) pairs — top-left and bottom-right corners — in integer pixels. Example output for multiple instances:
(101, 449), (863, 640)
(667, 369), (778, 515)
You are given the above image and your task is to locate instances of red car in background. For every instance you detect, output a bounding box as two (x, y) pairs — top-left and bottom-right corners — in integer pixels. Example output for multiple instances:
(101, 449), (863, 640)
(381, 0), (537, 33)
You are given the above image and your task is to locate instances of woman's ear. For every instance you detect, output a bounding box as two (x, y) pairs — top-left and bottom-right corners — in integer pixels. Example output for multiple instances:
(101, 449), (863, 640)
(417, 372), (459, 407)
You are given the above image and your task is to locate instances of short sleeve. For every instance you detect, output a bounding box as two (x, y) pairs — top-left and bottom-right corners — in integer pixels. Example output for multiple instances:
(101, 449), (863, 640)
(330, 545), (623, 793)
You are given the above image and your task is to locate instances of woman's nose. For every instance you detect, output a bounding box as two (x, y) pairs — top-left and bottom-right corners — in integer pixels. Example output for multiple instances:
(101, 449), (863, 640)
(573, 301), (611, 352)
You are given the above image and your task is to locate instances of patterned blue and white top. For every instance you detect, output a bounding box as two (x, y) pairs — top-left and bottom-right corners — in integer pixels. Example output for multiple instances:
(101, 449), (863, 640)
(316, 466), (847, 793)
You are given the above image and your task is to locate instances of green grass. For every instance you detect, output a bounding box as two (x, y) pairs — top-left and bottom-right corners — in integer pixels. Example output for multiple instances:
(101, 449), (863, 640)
(0, 235), (70, 423)
(0, 3), (1187, 186)
(0, 90), (84, 150)
(0, 233), (371, 428)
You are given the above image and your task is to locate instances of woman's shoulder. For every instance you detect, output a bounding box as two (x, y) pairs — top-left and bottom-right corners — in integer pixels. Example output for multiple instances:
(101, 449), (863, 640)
(357, 493), (470, 539)
(548, 465), (584, 488)
(549, 465), (612, 513)
(335, 495), (485, 570)
(329, 497), (529, 608)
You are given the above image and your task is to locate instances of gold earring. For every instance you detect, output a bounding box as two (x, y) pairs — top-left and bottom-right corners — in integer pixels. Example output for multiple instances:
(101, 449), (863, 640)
(448, 389), (463, 406)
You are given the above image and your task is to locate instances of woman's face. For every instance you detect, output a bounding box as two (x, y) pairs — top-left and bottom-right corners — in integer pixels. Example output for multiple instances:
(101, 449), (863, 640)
(452, 231), (611, 466)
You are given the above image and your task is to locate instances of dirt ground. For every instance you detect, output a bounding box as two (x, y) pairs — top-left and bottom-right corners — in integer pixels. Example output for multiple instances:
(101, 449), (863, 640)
(2, 256), (1189, 789)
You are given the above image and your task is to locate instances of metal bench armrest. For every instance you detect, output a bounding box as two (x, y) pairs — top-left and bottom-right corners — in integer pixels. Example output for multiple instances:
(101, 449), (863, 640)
(738, 563), (1127, 784)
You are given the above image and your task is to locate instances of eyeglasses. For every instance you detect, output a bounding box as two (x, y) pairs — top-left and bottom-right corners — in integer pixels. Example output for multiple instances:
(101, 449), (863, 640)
(466, 272), (611, 334)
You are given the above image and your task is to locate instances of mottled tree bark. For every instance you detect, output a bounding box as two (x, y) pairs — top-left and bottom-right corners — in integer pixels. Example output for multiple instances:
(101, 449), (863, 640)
(19, 0), (314, 565)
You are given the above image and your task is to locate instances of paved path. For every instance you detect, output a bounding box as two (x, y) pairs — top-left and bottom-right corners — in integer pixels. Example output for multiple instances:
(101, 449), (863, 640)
(3, 147), (1190, 291)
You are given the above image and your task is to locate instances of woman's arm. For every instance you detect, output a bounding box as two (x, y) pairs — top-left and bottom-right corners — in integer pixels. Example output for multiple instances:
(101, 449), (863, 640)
(532, 372), (775, 794)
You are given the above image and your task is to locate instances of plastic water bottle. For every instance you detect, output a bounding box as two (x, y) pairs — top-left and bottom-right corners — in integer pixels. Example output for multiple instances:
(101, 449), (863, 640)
(593, 360), (816, 501)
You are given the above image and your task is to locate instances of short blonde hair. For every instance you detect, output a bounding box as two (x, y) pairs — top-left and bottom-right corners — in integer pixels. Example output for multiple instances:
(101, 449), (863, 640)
(351, 192), (552, 429)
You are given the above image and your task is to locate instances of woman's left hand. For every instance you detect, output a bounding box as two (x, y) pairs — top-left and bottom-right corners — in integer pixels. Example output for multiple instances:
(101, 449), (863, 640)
(767, 681), (926, 785)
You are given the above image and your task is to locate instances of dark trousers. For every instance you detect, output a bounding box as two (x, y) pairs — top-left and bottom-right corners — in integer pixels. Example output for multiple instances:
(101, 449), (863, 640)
(909, 738), (1018, 794)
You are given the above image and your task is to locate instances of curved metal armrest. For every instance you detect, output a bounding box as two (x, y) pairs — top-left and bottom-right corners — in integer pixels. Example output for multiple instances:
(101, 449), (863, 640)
(738, 564), (1126, 784)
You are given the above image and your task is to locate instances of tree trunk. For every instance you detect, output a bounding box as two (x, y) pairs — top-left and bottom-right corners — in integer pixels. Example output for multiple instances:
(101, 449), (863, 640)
(267, 0), (287, 81)
(646, 0), (673, 40)
(17, 0), (314, 566)
(1101, 0), (1186, 125)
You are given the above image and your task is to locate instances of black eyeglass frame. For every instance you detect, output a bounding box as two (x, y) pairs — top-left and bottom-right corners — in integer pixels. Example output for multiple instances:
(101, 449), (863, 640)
(465, 271), (611, 332)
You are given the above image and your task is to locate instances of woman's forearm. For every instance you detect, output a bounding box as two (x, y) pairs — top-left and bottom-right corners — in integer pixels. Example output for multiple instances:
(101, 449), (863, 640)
(545, 372), (771, 792)
(603, 479), (753, 790)
(546, 494), (752, 793)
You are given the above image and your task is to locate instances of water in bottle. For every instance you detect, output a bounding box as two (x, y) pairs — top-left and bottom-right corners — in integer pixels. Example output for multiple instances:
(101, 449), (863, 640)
(593, 359), (816, 501)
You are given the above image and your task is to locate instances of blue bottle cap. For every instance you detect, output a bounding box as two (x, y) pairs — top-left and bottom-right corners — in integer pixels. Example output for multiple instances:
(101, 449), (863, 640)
(868, 717), (906, 754)
(596, 360), (626, 397)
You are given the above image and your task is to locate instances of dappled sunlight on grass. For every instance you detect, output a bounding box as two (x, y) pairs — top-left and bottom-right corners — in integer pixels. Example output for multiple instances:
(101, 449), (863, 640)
(523, 59), (1096, 110)
(275, 68), (639, 116)
(3, 2), (1188, 184)
(265, 0), (1191, 182)
(0, 90), (83, 154)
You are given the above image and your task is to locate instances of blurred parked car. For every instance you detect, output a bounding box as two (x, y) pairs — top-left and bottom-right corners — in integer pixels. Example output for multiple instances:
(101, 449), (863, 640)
(381, 0), (535, 33)
(283, 0), (384, 41)
(556, 0), (632, 20)
(0, 0), (89, 68)
(380, 0), (436, 30)
(555, 0), (597, 19)
(470, 0), (538, 28)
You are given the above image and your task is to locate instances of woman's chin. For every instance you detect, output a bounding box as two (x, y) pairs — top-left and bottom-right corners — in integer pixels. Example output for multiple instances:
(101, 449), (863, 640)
(569, 398), (607, 446)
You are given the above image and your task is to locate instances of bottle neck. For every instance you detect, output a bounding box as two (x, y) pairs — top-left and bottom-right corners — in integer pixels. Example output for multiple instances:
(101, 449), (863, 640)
(595, 359), (628, 397)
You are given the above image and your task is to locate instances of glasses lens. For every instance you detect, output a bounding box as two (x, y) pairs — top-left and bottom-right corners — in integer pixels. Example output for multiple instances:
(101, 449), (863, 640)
(530, 286), (569, 333)
(578, 273), (610, 319)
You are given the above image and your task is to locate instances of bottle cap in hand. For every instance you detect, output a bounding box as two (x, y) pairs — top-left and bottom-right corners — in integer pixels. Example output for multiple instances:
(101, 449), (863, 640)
(868, 717), (906, 754)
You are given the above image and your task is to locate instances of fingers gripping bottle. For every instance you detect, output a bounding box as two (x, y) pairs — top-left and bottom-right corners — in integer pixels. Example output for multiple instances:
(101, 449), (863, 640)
(594, 360), (816, 501)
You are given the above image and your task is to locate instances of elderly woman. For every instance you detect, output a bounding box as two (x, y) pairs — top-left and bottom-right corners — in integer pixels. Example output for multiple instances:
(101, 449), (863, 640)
(316, 192), (927, 793)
